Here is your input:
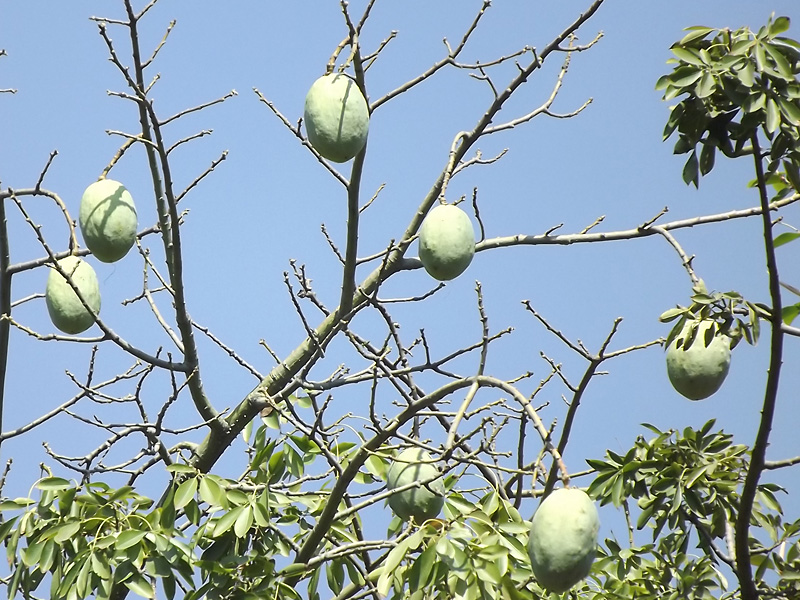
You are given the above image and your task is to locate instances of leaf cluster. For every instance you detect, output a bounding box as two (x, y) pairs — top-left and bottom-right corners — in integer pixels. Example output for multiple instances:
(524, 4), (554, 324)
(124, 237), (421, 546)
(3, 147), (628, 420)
(656, 15), (800, 189)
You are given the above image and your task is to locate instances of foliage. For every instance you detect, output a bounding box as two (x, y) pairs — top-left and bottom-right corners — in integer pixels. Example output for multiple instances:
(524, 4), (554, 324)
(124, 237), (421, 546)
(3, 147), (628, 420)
(1, 3), (799, 600)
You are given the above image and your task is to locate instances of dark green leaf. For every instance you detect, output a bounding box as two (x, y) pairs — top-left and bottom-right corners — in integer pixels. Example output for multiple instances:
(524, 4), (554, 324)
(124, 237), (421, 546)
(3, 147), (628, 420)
(683, 151), (699, 187)
(700, 142), (716, 175)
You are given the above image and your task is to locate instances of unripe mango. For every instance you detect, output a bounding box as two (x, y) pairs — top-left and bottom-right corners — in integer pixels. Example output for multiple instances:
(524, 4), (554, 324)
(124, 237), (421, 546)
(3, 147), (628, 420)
(666, 319), (731, 400)
(304, 73), (369, 163)
(79, 179), (137, 263)
(418, 204), (476, 281)
(45, 255), (101, 334)
(385, 448), (444, 522)
(527, 488), (599, 593)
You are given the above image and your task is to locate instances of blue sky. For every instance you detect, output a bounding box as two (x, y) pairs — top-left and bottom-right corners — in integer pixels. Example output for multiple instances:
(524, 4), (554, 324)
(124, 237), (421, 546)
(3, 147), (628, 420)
(2, 0), (799, 558)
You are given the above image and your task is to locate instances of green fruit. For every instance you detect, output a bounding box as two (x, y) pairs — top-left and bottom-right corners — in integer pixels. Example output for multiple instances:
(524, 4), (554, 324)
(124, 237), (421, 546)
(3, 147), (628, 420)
(385, 448), (445, 522)
(79, 179), (137, 263)
(527, 488), (599, 593)
(666, 319), (731, 400)
(45, 255), (101, 334)
(418, 204), (475, 281)
(304, 73), (369, 163)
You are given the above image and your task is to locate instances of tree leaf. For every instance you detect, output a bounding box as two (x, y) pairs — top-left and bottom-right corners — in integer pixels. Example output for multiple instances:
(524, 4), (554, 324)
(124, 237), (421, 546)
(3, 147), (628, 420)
(777, 97), (800, 126)
(233, 505), (253, 538)
(773, 232), (800, 248)
(737, 60), (755, 87)
(36, 477), (72, 491)
(124, 573), (155, 599)
(199, 475), (226, 509)
(764, 41), (793, 79)
(700, 142), (716, 175)
(671, 46), (704, 66)
(670, 66), (703, 88)
(174, 478), (197, 510)
(679, 27), (715, 46)
(695, 72), (715, 98)
(766, 98), (781, 133)
(683, 151), (699, 187)
(781, 303), (800, 325)
(115, 529), (147, 551)
(770, 16), (791, 36)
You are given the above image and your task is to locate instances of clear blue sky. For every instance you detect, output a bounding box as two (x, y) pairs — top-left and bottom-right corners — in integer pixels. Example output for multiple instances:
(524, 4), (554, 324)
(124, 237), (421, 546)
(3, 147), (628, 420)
(2, 0), (799, 551)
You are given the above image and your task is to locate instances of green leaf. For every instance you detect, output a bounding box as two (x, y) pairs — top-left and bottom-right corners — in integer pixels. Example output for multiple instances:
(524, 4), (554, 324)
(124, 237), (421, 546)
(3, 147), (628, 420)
(116, 529), (147, 550)
(165, 464), (196, 475)
(699, 142), (716, 175)
(683, 151), (699, 187)
(174, 478), (198, 510)
(671, 46), (704, 66)
(670, 66), (703, 88)
(679, 27), (714, 46)
(695, 71), (715, 98)
(36, 477), (72, 491)
(738, 61), (755, 87)
(770, 16), (791, 36)
(39, 539), (57, 573)
(199, 475), (226, 508)
(782, 303), (800, 325)
(774, 232), (800, 248)
(764, 41), (793, 79)
(124, 573), (155, 599)
(233, 505), (253, 538)
(213, 506), (243, 537)
(54, 521), (81, 544)
(0, 499), (32, 511)
(90, 551), (111, 579)
(766, 98), (781, 133)
(777, 98), (800, 126)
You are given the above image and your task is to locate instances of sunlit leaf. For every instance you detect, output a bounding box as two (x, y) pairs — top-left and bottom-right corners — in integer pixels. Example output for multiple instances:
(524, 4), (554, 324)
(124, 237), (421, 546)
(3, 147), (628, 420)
(36, 477), (72, 491)
(766, 98), (781, 133)
(679, 26), (715, 46)
(174, 478), (198, 510)
(672, 46), (704, 66)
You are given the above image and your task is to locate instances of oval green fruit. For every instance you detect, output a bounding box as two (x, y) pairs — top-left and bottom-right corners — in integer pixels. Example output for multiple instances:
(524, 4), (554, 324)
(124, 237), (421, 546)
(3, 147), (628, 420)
(385, 448), (444, 522)
(418, 204), (475, 281)
(79, 179), (137, 263)
(45, 255), (101, 334)
(527, 488), (599, 593)
(666, 319), (731, 400)
(304, 73), (369, 163)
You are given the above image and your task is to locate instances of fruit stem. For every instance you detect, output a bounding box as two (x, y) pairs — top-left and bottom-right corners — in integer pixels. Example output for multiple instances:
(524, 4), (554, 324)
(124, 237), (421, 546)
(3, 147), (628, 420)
(0, 195), (10, 450)
(734, 133), (784, 600)
(339, 45), (368, 317)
